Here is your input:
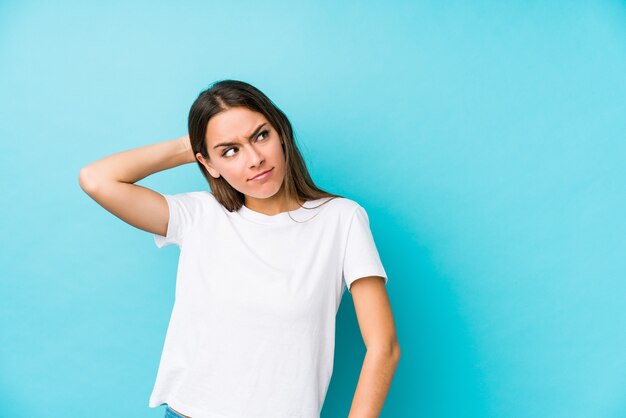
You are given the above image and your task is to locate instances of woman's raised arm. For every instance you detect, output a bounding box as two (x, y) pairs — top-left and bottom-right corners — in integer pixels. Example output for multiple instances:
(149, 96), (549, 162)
(78, 135), (197, 237)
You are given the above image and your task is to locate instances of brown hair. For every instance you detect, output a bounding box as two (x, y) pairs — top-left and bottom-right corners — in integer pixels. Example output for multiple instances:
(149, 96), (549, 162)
(188, 79), (343, 212)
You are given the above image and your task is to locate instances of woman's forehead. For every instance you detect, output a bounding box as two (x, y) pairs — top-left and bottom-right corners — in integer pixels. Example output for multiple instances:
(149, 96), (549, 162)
(206, 107), (268, 143)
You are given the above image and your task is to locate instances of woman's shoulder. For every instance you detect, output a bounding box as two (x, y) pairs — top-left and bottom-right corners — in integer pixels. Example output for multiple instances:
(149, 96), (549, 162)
(165, 190), (222, 212)
(197, 191), (231, 212)
(316, 195), (362, 216)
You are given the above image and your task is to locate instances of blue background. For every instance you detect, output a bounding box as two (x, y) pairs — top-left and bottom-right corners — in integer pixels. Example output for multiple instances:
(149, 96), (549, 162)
(1, 1), (625, 417)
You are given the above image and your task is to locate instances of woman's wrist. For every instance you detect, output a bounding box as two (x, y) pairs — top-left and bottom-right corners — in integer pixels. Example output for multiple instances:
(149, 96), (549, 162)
(178, 134), (197, 164)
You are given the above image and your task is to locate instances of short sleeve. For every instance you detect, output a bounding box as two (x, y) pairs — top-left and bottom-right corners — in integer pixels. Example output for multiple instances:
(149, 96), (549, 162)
(153, 193), (195, 248)
(342, 205), (388, 293)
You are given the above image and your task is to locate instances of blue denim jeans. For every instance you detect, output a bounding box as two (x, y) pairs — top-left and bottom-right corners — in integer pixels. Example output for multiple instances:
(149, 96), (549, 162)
(164, 405), (189, 418)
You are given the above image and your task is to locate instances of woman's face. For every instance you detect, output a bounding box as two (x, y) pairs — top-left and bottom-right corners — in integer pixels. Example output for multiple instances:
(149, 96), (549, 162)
(196, 106), (287, 204)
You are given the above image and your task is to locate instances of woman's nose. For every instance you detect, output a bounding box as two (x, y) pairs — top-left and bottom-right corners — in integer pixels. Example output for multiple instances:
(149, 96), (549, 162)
(247, 145), (265, 167)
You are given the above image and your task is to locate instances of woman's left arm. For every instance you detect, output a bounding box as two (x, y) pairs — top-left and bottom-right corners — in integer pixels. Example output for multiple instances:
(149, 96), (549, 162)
(347, 276), (401, 418)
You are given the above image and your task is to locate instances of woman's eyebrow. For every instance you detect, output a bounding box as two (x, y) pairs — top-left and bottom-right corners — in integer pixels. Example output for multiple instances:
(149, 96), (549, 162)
(213, 123), (268, 149)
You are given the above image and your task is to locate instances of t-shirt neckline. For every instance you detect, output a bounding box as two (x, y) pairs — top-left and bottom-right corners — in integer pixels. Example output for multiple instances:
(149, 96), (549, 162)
(236, 198), (328, 225)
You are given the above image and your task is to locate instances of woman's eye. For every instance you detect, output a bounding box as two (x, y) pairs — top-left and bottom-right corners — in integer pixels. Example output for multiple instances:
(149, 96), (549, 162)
(257, 130), (269, 141)
(222, 130), (270, 158)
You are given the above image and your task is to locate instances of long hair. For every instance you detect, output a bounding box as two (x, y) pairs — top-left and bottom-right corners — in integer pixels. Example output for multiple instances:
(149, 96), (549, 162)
(188, 79), (343, 212)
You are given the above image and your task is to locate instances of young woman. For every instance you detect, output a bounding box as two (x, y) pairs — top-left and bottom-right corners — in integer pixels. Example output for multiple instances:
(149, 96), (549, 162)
(79, 80), (400, 418)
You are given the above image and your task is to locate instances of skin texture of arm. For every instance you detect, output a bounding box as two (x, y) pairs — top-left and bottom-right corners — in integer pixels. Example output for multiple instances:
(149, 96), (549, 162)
(347, 276), (401, 418)
(78, 135), (197, 237)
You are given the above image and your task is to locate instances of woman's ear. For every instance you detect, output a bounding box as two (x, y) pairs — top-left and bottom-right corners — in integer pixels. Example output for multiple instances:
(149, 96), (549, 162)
(196, 153), (221, 179)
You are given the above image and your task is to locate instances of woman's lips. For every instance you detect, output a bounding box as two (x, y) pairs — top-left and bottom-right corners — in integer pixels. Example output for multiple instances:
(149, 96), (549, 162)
(249, 167), (273, 181)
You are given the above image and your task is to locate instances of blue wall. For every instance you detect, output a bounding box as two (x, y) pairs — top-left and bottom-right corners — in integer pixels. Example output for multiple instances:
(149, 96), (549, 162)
(1, 1), (625, 417)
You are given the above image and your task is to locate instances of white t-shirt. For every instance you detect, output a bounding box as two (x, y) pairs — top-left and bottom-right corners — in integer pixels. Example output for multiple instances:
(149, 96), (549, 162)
(148, 191), (388, 418)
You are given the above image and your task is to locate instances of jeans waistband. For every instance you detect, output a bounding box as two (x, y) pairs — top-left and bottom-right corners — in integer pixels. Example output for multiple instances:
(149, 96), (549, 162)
(165, 405), (188, 418)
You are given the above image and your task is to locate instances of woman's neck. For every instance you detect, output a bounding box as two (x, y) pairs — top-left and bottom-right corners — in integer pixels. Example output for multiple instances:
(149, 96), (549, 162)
(244, 193), (304, 216)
